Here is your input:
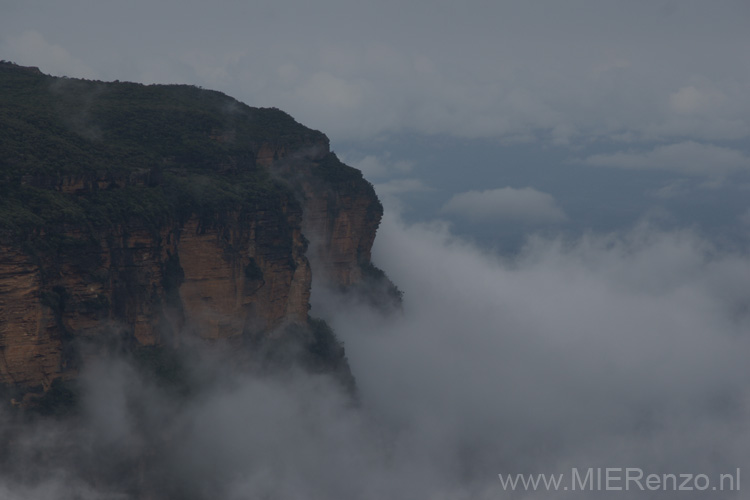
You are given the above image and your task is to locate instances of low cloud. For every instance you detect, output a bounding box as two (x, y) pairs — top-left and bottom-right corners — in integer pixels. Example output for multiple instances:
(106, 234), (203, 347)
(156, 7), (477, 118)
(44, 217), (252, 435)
(314, 212), (750, 498)
(650, 179), (693, 199)
(2, 211), (750, 498)
(669, 85), (727, 116)
(441, 187), (567, 224)
(582, 141), (750, 176)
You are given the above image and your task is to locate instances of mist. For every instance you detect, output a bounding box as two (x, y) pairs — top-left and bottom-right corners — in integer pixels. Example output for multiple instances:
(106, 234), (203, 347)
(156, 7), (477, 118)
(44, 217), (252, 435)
(314, 211), (750, 497)
(2, 208), (750, 499)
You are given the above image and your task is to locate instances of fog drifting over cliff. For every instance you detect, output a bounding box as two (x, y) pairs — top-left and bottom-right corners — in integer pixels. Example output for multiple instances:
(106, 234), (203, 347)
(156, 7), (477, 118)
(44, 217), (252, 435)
(2, 207), (749, 499)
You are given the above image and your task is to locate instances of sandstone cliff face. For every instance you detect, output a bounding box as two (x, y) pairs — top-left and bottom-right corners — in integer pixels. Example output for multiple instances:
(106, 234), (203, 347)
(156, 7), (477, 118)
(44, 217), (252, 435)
(0, 246), (56, 389)
(261, 144), (383, 287)
(0, 170), (373, 395)
(301, 178), (381, 286)
(0, 191), (317, 394)
(176, 207), (311, 341)
(0, 63), (384, 398)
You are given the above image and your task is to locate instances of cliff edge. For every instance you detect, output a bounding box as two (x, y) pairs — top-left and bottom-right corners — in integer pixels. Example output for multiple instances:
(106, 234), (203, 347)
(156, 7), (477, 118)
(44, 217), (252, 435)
(0, 61), (389, 402)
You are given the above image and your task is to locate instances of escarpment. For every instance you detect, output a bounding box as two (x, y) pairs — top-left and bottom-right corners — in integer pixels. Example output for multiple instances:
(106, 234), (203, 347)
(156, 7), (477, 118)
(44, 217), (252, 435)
(0, 61), (383, 400)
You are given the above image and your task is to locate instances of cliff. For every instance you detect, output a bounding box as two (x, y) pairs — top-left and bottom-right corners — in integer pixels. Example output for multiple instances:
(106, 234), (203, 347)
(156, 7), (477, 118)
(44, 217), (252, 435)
(0, 62), (387, 402)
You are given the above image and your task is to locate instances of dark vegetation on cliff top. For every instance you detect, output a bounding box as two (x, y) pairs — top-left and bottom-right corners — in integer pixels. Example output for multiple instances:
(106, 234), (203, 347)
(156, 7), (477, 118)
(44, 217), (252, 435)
(0, 61), (373, 249)
(0, 62), (291, 253)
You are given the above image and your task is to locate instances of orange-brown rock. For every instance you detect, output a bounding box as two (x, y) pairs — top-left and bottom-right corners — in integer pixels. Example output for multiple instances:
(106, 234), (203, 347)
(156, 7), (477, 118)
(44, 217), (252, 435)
(0, 247), (59, 388)
(177, 209), (311, 341)
(269, 152), (383, 287)
(302, 185), (381, 286)
(0, 200), (317, 393)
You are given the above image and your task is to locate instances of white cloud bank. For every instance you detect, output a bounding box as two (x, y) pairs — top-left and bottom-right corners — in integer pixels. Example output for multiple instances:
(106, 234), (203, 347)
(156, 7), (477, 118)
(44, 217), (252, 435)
(441, 187), (567, 224)
(314, 211), (750, 498)
(2, 212), (750, 498)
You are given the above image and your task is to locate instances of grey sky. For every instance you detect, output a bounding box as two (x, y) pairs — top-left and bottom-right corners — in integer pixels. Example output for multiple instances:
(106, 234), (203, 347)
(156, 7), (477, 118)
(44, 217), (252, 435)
(2, 0), (749, 144)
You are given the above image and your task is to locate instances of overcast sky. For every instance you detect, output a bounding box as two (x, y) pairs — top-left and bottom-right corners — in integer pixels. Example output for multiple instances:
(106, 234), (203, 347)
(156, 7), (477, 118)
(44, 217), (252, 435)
(2, 2), (750, 497)
(5, 0), (748, 242)
(2, 1), (749, 142)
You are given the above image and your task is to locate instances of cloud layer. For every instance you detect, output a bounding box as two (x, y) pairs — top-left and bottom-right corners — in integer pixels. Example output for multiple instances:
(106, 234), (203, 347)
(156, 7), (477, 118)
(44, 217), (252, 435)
(441, 187), (567, 223)
(315, 212), (750, 498)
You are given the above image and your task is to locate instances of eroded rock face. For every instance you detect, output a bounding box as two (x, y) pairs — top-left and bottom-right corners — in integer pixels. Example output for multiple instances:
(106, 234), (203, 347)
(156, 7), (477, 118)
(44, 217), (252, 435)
(265, 149), (384, 287)
(0, 200), (321, 393)
(302, 182), (381, 286)
(0, 63), (384, 399)
(0, 148), (383, 398)
(0, 247), (56, 388)
(176, 207), (311, 341)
